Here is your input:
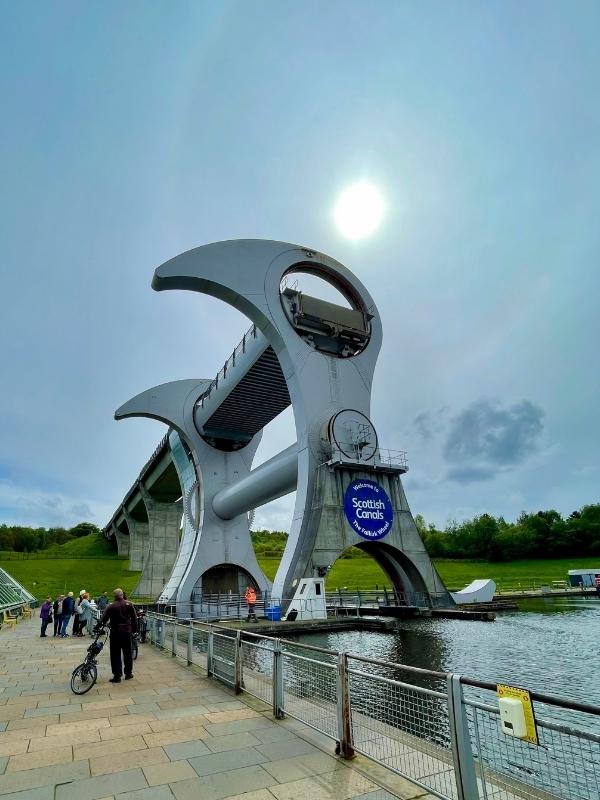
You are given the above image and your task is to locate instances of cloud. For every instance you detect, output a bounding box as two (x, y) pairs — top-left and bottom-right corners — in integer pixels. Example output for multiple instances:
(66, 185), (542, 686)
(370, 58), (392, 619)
(443, 399), (544, 482)
(0, 479), (109, 528)
(446, 465), (495, 484)
(412, 407), (449, 441)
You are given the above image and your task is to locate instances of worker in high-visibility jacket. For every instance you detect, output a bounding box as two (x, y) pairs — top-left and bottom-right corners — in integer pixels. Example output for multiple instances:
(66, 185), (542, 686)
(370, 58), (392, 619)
(244, 586), (257, 622)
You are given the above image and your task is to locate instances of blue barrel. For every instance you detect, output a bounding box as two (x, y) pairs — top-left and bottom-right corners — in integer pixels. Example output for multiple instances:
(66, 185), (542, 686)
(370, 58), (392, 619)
(266, 605), (281, 621)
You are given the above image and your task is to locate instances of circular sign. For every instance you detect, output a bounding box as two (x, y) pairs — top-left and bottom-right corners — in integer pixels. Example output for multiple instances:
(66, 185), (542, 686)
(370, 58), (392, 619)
(343, 479), (393, 540)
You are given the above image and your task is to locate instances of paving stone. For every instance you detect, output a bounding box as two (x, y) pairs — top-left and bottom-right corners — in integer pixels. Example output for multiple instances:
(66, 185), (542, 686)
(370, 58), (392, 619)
(100, 722), (153, 741)
(0, 759), (90, 795)
(253, 726), (298, 744)
(84, 700), (135, 712)
(142, 760), (197, 786)
(0, 710), (25, 723)
(127, 704), (160, 715)
(110, 714), (158, 727)
(0, 758), (6, 776)
(29, 728), (102, 751)
(156, 699), (208, 712)
(262, 752), (343, 782)
(56, 767), (148, 800)
(170, 764), (277, 800)
(24, 705), (81, 718)
(0, 723), (49, 740)
(205, 717), (275, 737)
(90, 746), (168, 777)
(0, 741), (28, 759)
(352, 791), (406, 800)
(147, 716), (206, 734)
(116, 787), (175, 800)
(0, 787), (55, 800)
(226, 791), (277, 800)
(143, 726), (208, 749)
(256, 737), (321, 761)
(269, 770), (377, 800)
(188, 746), (267, 777)
(3, 699), (38, 711)
(163, 739), (210, 761)
(74, 734), (148, 761)
(7, 744), (73, 772)
(204, 731), (262, 753)
(60, 708), (130, 724)
(47, 718), (111, 736)
(0, 725), (6, 734)
(203, 708), (260, 725)
(153, 706), (207, 721)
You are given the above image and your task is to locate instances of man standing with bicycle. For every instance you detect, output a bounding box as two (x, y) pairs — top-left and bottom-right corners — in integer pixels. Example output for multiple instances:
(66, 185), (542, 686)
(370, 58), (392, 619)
(98, 588), (138, 683)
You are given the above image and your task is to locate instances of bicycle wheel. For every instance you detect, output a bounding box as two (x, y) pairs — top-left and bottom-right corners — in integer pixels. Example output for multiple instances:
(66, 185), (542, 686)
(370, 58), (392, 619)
(71, 662), (97, 694)
(132, 637), (138, 661)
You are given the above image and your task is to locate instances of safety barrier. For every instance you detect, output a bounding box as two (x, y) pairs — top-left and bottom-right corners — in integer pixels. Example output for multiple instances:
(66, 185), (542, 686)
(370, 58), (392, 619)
(145, 612), (600, 800)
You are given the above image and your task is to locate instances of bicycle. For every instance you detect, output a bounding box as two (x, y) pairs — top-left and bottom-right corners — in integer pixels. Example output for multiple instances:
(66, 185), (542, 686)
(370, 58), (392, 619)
(70, 626), (108, 694)
(131, 630), (139, 661)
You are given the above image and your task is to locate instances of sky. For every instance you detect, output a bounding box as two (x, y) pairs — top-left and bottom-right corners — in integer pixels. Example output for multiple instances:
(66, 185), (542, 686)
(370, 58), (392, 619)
(1, 1), (599, 532)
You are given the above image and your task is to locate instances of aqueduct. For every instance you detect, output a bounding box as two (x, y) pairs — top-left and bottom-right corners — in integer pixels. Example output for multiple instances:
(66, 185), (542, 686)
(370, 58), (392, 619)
(103, 239), (452, 615)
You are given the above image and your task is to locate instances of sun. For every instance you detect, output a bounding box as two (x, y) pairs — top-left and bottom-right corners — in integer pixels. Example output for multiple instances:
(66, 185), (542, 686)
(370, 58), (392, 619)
(334, 182), (385, 240)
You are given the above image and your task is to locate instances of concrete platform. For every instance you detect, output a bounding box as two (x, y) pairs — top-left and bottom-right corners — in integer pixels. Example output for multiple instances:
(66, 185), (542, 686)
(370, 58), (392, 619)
(0, 617), (436, 800)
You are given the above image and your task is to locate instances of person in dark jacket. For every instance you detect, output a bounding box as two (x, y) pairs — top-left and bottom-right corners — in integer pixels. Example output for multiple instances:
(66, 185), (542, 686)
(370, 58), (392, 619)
(52, 595), (63, 636)
(96, 592), (109, 612)
(99, 588), (138, 683)
(39, 597), (52, 637)
(60, 592), (75, 637)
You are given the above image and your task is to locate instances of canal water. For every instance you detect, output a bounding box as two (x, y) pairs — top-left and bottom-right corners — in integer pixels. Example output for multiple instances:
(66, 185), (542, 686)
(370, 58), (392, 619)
(285, 595), (600, 797)
(291, 595), (600, 706)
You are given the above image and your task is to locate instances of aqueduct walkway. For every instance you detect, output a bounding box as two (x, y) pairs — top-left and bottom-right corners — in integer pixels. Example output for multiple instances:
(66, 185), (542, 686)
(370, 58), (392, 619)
(0, 617), (429, 800)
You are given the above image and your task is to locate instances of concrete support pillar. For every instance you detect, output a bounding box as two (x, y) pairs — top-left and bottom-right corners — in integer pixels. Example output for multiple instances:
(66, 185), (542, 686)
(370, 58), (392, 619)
(132, 483), (182, 599)
(123, 509), (149, 572)
(112, 525), (130, 558)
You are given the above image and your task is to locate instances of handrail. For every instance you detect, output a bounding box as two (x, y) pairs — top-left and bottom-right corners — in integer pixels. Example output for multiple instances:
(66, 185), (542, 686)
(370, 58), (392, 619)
(196, 322), (258, 408)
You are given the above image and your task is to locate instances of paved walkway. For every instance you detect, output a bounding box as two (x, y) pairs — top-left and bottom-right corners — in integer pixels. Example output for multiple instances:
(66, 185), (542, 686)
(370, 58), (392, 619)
(0, 617), (435, 800)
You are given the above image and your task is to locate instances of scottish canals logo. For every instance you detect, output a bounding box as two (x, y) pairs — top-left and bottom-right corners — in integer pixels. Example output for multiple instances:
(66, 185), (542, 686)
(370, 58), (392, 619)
(343, 479), (393, 540)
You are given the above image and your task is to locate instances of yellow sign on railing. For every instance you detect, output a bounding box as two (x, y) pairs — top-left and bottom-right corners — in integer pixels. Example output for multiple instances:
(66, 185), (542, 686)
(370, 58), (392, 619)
(497, 683), (539, 745)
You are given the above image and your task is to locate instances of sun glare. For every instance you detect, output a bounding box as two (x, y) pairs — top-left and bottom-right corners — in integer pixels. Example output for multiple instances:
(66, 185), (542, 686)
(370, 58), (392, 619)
(334, 182), (385, 240)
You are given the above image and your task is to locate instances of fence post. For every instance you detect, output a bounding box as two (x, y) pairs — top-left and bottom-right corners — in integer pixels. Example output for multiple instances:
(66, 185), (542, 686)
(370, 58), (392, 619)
(447, 674), (480, 800)
(234, 630), (243, 694)
(171, 622), (177, 657)
(187, 624), (193, 666)
(272, 639), (284, 719)
(336, 652), (354, 759)
(207, 627), (214, 677)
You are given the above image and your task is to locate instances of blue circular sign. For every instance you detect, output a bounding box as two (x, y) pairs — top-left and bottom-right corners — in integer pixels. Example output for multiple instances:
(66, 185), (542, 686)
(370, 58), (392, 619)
(343, 479), (393, 540)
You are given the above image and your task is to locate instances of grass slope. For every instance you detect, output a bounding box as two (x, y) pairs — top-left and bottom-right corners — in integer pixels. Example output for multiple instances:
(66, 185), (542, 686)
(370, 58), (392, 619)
(0, 536), (141, 600)
(259, 555), (600, 592)
(2, 535), (597, 600)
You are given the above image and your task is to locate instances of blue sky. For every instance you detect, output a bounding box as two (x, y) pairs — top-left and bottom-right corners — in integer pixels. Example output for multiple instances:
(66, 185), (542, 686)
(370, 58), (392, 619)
(1, 1), (598, 531)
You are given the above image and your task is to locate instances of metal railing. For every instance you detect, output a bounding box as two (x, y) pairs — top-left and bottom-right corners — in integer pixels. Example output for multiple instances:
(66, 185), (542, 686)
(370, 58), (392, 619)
(145, 611), (600, 800)
(153, 589), (453, 620)
(197, 322), (259, 408)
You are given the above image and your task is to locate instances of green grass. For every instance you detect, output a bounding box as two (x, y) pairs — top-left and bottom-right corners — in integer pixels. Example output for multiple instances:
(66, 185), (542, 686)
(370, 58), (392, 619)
(0, 536), (141, 601)
(3, 535), (597, 600)
(259, 555), (600, 592)
(433, 557), (600, 591)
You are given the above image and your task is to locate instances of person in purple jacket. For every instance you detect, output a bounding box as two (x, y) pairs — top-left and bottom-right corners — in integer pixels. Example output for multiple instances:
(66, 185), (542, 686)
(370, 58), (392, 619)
(39, 597), (53, 637)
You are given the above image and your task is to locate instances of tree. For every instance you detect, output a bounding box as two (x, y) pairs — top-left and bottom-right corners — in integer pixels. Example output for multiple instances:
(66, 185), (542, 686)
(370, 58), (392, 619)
(69, 522), (100, 538)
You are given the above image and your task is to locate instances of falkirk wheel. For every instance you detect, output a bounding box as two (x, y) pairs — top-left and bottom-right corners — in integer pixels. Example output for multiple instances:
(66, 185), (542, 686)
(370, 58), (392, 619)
(106, 239), (452, 615)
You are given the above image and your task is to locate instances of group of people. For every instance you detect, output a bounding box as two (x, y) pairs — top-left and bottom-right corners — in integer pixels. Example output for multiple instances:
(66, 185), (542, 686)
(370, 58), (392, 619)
(39, 590), (110, 638)
(39, 587), (140, 684)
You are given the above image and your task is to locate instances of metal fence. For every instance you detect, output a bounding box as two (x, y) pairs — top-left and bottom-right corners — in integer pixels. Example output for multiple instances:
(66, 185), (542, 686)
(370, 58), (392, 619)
(157, 588), (452, 620)
(145, 612), (600, 800)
